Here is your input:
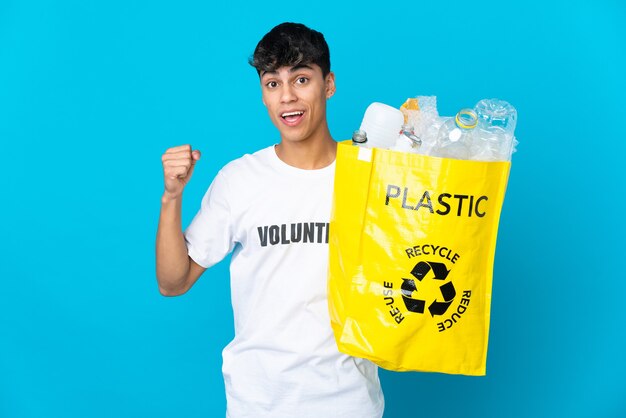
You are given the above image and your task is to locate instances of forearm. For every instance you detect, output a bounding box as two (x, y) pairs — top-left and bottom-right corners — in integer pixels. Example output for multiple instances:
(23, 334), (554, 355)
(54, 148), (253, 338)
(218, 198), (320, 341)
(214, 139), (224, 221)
(156, 193), (190, 295)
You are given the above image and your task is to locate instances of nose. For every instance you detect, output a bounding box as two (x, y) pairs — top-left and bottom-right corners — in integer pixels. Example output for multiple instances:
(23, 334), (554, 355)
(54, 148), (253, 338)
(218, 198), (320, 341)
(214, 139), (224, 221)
(280, 83), (297, 103)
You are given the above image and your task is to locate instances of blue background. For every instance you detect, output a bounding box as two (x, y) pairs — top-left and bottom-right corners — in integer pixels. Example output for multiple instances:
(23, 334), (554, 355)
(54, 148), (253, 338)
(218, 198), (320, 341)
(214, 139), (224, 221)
(1, 1), (625, 417)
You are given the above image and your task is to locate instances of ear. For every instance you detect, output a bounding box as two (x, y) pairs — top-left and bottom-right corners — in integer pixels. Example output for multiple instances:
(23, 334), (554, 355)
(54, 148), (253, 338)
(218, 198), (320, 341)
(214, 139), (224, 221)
(325, 71), (336, 99)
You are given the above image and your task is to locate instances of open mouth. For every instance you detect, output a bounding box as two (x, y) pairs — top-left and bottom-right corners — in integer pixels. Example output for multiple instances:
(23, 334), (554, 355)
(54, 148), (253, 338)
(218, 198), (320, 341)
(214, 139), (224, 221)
(280, 110), (305, 126)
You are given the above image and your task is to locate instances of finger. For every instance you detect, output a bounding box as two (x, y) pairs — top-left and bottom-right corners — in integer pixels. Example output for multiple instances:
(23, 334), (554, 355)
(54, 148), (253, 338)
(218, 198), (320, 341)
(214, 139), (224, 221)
(187, 151), (200, 177)
(162, 150), (193, 162)
(187, 161), (197, 178)
(164, 159), (192, 168)
(166, 166), (189, 179)
(165, 144), (192, 153)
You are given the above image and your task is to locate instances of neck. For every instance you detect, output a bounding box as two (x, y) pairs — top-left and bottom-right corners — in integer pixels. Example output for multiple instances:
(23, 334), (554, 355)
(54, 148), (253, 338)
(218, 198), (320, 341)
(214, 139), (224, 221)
(275, 125), (337, 170)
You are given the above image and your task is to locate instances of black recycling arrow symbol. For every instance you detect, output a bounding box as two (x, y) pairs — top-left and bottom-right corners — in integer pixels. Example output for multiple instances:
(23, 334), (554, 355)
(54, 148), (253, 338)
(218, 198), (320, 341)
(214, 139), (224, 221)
(428, 281), (457, 316)
(402, 260), (456, 316)
(411, 261), (450, 281)
(401, 278), (425, 313)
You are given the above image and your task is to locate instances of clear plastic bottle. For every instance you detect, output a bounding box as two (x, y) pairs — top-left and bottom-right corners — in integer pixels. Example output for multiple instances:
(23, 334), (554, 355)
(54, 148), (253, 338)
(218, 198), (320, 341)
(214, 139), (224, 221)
(472, 99), (517, 161)
(392, 124), (422, 153)
(352, 129), (368, 146)
(432, 108), (478, 159)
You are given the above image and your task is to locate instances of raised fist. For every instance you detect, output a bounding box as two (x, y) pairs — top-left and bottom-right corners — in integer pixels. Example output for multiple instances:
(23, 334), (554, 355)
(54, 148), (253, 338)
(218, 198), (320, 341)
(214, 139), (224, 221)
(161, 144), (201, 199)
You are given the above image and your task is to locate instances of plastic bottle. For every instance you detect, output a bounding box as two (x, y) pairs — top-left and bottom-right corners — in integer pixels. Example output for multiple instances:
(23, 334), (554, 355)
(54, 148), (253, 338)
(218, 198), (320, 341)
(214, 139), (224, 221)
(359, 102), (404, 149)
(352, 129), (368, 146)
(472, 99), (517, 161)
(392, 124), (422, 153)
(432, 108), (478, 160)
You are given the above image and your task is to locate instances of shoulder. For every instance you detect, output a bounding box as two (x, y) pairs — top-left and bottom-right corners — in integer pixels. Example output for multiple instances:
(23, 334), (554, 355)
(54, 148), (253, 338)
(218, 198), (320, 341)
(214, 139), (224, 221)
(218, 145), (276, 180)
(194, 146), (276, 213)
(205, 145), (277, 212)
(207, 145), (277, 197)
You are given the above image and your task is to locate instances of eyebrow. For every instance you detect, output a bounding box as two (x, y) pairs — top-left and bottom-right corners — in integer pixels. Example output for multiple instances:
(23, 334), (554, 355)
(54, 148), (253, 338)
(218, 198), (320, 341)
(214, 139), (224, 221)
(289, 64), (313, 72)
(260, 64), (314, 78)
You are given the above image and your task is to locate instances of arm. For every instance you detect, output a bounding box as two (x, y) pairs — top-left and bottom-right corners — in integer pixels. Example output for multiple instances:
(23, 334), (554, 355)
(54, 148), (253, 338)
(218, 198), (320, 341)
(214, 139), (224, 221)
(155, 144), (204, 296)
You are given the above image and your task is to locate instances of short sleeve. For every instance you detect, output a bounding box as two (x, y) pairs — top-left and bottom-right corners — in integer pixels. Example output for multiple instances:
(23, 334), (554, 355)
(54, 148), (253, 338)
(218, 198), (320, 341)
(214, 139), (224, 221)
(183, 170), (234, 269)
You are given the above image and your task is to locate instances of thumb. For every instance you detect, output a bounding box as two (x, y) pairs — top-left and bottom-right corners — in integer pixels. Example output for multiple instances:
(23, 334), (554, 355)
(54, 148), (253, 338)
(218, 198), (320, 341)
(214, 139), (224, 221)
(186, 150), (200, 181)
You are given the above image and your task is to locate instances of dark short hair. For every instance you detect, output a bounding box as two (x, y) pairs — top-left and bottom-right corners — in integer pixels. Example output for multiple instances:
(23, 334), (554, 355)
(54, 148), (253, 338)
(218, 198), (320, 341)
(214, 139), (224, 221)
(249, 22), (331, 77)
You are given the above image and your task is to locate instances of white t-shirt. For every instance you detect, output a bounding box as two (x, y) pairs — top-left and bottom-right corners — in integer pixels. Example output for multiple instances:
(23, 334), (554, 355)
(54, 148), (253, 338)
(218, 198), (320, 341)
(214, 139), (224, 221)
(184, 145), (385, 418)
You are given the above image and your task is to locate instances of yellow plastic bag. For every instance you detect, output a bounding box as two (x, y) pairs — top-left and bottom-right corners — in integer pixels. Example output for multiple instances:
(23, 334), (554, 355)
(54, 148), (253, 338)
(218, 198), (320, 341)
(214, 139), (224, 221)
(328, 140), (510, 375)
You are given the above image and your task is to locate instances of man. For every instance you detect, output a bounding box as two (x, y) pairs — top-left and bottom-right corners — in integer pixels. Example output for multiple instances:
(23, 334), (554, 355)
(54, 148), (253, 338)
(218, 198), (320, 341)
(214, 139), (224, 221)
(156, 22), (385, 417)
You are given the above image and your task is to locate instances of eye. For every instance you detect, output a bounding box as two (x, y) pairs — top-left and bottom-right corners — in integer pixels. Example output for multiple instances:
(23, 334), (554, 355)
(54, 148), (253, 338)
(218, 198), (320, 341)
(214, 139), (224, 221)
(296, 77), (309, 85)
(265, 80), (279, 89)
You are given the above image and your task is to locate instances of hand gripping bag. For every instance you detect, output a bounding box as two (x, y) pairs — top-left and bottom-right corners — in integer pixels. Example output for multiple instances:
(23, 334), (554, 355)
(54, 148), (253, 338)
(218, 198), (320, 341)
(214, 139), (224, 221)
(328, 140), (510, 375)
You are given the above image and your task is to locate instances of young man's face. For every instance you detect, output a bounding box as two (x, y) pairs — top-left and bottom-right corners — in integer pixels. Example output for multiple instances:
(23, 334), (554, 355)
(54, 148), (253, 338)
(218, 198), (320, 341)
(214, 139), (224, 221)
(260, 64), (335, 145)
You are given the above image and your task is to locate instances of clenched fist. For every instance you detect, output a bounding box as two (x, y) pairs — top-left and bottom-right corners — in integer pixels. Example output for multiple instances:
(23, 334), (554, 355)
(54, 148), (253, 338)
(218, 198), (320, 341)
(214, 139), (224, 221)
(161, 144), (201, 199)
